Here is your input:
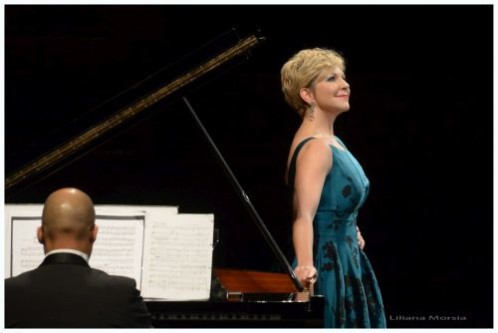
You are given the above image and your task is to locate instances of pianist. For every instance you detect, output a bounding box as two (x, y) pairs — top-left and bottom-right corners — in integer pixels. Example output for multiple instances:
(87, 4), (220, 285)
(4, 187), (152, 328)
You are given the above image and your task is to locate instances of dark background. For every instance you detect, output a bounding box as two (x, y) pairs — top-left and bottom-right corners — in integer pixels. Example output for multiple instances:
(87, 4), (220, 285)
(4, 5), (493, 328)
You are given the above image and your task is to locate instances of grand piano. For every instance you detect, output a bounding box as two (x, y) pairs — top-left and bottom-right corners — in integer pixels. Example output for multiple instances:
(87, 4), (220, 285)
(146, 268), (324, 328)
(6, 31), (324, 328)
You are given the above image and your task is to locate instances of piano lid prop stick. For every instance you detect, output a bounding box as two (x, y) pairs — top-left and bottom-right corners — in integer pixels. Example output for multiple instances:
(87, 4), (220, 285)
(182, 96), (305, 292)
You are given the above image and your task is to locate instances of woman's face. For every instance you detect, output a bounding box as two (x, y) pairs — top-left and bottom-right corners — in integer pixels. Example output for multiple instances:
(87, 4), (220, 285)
(312, 67), (351, 113)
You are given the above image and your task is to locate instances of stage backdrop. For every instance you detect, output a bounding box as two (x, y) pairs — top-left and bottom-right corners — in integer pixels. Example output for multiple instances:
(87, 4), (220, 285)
(4, 5), (492, 328)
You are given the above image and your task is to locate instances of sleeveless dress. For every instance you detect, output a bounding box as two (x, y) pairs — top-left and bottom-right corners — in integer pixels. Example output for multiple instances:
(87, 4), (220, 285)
(288, 137), (387, 328)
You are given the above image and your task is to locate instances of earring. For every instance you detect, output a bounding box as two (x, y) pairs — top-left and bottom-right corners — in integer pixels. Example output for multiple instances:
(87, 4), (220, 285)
(308, 102), (315, 121)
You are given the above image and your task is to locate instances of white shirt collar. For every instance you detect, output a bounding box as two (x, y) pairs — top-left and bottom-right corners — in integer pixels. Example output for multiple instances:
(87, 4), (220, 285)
(45, 249), (89, 262)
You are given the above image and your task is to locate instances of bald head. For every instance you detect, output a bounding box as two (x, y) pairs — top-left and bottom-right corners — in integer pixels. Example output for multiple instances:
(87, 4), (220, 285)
(39, 188), (97, 254)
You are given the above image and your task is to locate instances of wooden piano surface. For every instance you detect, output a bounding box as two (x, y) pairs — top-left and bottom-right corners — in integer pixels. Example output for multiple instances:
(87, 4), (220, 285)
(145, 268), (324, 328)
(213, 268), (295, 293)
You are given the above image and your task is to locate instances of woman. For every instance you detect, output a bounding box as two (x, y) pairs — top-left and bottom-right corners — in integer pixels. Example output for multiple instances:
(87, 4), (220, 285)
(281, 48), (386, 328)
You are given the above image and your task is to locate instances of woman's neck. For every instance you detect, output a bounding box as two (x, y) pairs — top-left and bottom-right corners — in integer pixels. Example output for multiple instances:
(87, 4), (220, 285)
(301, 109), (336, 138)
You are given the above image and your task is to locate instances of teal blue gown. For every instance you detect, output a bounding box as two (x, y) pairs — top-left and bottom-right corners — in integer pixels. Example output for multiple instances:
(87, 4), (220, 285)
(288, 137), (387, 328)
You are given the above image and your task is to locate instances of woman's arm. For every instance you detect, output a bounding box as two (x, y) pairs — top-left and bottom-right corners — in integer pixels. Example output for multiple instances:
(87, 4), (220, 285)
(357, 226), (365, 250)
(292, 139), (332, 287)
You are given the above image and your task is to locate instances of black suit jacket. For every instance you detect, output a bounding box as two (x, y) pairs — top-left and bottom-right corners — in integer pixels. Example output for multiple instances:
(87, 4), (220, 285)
(5, 253), (152, 328)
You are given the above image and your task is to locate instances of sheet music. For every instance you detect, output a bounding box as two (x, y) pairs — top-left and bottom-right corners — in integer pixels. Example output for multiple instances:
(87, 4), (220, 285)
(142, 214), (214, 300)
(6, 204), (214, 301)
(4, 205), (44, 276)
(7, 211), (146, 284)
(10, 216), (44, 276)
(96, 204), (178, 217)
(89, 215), (145, 286)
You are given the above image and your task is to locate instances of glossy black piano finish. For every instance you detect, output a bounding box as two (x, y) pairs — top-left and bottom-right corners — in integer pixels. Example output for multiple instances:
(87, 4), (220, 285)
(146, 295), (324, 328)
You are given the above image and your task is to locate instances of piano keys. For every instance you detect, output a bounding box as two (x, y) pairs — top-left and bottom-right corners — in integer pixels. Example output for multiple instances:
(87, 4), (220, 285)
(146, 268), (324, 328)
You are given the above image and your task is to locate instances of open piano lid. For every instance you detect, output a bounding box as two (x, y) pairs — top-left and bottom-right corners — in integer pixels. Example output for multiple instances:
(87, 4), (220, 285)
(145, 66), (325, 329)
(6, 30), (324, 328)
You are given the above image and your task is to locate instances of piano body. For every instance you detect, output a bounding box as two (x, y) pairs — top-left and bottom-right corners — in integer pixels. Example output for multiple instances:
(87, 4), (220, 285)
(147, 269), (324, 328)
(6, 31), (324, 328)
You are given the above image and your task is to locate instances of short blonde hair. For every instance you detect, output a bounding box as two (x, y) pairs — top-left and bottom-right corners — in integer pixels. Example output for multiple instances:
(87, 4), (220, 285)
(280, 48), (345, 116)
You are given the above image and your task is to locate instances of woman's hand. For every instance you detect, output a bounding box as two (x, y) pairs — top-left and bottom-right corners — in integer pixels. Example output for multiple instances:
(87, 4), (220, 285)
(357, 226), (365, 250)
(294, 265), (318, 289)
